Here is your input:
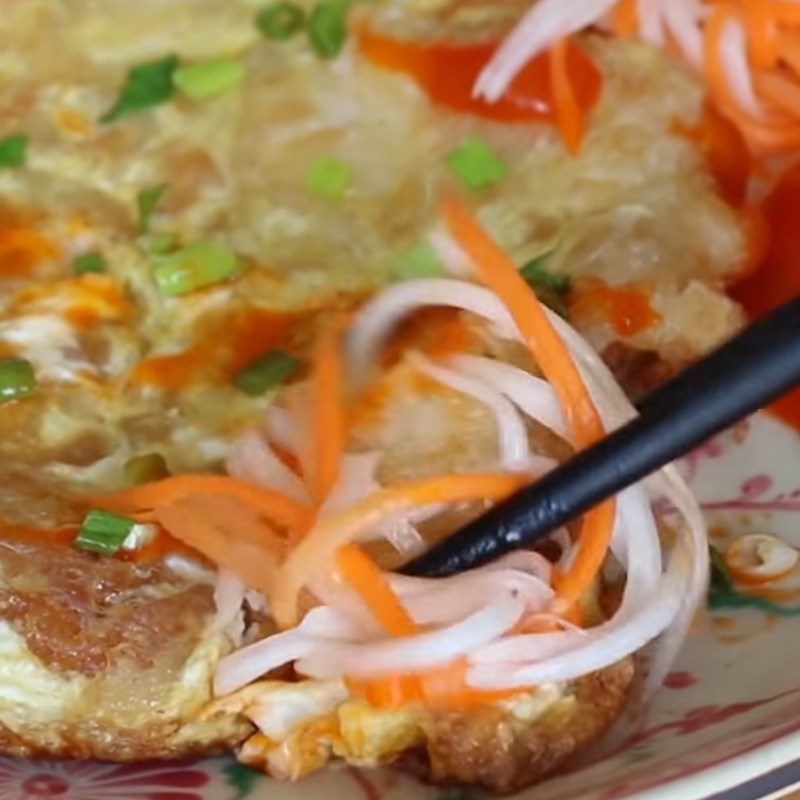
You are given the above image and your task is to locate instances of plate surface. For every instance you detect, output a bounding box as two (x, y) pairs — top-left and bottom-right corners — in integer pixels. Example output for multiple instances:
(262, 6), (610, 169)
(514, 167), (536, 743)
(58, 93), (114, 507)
(2, 413), (800, 800)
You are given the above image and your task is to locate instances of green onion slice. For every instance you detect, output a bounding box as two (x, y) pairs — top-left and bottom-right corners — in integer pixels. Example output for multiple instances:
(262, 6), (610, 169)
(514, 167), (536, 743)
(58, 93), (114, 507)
(173, 58), (246, 101)
(446, 136), (509, 190)
(73, 251), (106, 275)
(75, 510), (136, 555)
(306, 154), (351, 198)
(153, 240), (240, 296)
(124, 452), (170, 486)
(137, 184), (167, 234)
(0, 134), (28, 169)
(256, 1), (307, 39)
(308, 1), (348, 58)
(0, 357), (37, 404)
(234, 349), (299, 395)
(391, 242), (443, 280)
(519, 255), (571, 317)
(100, 54), (179, 124)
(146, 231), (178, 255)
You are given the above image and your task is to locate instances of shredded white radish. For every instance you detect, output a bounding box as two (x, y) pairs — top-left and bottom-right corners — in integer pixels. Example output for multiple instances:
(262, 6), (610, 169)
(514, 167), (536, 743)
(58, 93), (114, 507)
(473, 0), (618, 103)
(661, 0), (704, 68)
(410, 351), (532, 470)
(717, 13), (764, 119)
(211, 568), (247, 639)
(299, 595), (524, 678)
(227, 430), (309, 504)
(451, 354), (569, 441)
(216, 267), (707, 727)
(429, 227), (475, 278)
(475, 0), (774, 140)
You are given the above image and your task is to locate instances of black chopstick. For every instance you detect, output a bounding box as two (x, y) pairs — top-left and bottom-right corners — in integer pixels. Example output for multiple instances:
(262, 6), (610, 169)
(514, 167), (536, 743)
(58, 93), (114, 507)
(401, 293), (800, 578)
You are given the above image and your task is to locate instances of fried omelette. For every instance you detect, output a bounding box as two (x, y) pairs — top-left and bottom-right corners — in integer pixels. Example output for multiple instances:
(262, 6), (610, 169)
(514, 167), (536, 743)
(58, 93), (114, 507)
(0, 0), (746, 792)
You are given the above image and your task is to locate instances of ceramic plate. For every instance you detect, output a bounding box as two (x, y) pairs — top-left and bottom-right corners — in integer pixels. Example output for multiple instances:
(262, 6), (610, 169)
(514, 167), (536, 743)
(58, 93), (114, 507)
(2, 413), (800, 800)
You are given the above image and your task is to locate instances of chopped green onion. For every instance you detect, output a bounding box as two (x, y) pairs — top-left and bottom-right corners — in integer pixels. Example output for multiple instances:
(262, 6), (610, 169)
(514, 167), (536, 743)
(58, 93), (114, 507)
(256, 1), (307, 39)
(100, 54), (179, 124)
(306, 155), (350, 198)
(73, 251), (106, 275)
(0, 357), (37, 404)
(173, 58), (246, 101)
(153, 240), (240, 296)
(146, 231), (178, 255)
(446, 137), (509, 190)
(137, 184), (167, 234)
(308, 1), (348, 58)
(124, 452), (170, 486)
(234, 349), (299, 395)
(391, 242), (443, 280)
(519, 255), (571, 317)
(0, 134), (27, 169)
(520, 255), (570, 294)
(75, 509), (136, 555)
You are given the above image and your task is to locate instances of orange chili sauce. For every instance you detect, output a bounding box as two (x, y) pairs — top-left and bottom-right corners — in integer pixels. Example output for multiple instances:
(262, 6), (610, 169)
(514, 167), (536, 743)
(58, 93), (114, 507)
(730, 160), (800, 430)
(568, 276), (661, 337)
(358, 28), (603, 124)
(134, 307), (306, 391)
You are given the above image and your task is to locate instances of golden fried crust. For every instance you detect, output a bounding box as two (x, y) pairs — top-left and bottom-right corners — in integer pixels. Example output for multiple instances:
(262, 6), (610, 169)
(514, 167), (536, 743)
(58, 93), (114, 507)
(0, 716), (250, 762)
(410, 658), (635, 795)
(0, 532), (253, 760)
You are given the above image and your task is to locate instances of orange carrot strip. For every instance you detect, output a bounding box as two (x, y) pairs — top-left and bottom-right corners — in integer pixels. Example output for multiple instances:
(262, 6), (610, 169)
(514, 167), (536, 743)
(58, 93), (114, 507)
(441, 194), (615, 608)
(271, 472), (526, 628)
(611, 0), (639, 38)
(337, 544), (418, 636)
(549, 37), (586, 155)
(441, 194), (602, 447)
(154, 494), (283, 595)
(779, 30), (800, 77)
(310, 322), (347, 505)
(96, 474), (314, 534)
(754, 69), (800, 121)
(745, 0), (780, 70)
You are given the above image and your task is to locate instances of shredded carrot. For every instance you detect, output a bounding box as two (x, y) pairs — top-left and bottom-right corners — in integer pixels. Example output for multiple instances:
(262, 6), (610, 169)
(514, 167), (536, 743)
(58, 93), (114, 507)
(612, 0), (639, 38)
(310, 322), (347, 505)
(337, 544), (418, 636)
(755, 69), (800, 122)
(271, 472), (526, 629)
(349, 658), (529, 710)
(441, 194), (615, 608)
(745, 0), (780, 70)
(154, 494), (284, 595)
(549, 37), (586, 155)
(96, 474), (314, 534)
(779, 29), (800, 77)
(441, 195), (602, 447)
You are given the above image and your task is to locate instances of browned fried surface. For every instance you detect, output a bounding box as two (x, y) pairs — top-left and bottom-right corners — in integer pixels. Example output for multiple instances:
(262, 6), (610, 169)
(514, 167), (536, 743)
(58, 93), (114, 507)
(0, 533), (214, 677)
(0, 531), (253, 760)
(404, 659), (635, 795)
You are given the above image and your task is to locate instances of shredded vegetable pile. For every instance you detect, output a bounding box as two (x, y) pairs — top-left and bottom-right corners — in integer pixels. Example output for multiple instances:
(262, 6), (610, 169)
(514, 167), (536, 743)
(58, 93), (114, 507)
(98, 197), (708, 718)
(478, 0), (800, 155)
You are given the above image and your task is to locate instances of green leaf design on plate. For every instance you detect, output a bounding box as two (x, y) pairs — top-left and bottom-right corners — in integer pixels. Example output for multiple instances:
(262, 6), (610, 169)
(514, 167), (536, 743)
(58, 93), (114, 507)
(708, 546), (800, 616)
(223, 760), (261, 800)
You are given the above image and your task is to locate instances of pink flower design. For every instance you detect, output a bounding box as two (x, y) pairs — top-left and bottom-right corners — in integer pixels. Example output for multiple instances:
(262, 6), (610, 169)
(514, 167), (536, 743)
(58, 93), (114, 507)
(0, 759), (209, 800)
(662, 671), (696, 690)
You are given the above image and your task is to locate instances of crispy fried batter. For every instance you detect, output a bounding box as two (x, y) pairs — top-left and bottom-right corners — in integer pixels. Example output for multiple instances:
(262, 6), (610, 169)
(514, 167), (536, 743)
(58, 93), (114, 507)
(415, 658), (635, 794)
(0, 534), (252, 760)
